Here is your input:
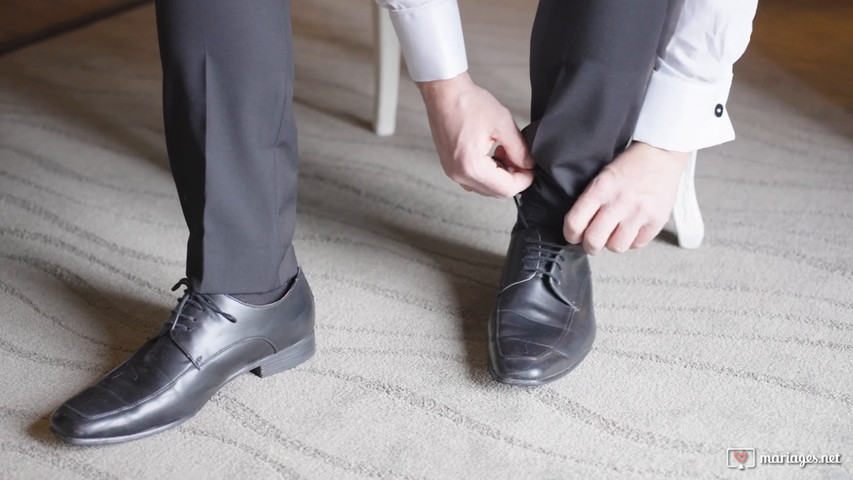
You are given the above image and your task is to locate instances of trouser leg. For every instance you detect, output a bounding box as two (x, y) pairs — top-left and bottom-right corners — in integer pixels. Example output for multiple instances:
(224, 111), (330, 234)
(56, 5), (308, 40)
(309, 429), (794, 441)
(522, 0), (672, 225)
(155, 0), (298, 294)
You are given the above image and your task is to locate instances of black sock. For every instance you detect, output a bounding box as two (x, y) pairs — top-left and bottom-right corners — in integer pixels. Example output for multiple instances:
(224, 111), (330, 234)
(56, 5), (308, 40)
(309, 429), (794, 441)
(514, 175), (573, 232)
(230, 276), (295, 306)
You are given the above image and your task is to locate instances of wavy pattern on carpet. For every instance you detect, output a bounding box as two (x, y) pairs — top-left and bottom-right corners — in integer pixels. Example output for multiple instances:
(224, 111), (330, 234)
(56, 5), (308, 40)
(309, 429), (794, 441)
(0, 1), (851, 479)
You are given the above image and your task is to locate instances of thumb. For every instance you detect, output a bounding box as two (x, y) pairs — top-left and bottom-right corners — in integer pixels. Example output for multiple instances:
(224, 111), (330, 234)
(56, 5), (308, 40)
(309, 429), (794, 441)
(484, 163), (534, 197)
(494, 124), (535, 170)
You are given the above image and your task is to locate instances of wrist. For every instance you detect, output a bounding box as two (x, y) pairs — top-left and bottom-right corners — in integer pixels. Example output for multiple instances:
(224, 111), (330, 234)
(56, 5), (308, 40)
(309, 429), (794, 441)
(632, 141), (690, 163)
(417, 71), (473, 101)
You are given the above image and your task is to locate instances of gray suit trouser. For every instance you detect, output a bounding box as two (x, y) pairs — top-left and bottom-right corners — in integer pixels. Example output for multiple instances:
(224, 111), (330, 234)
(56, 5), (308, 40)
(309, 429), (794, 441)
(154, 0), (670, 295)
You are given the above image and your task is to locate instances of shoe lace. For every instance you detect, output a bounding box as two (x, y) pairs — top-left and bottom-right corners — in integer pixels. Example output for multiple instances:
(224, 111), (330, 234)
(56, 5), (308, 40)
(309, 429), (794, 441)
(522, 239), (566, 286)
(168, 279), (237, 332)
(515, 194), (567, 285)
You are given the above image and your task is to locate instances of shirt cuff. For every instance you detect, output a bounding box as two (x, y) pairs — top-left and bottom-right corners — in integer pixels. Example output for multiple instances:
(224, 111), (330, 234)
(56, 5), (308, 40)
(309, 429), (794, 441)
(388, 0), (468, 82)
(632, 68), (736, 152)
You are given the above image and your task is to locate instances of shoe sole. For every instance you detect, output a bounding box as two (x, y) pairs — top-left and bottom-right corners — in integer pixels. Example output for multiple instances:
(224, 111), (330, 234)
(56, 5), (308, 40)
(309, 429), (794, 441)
(487, 344), (593, 387)
(50, 416), (194, 446)
(251, 332), (316, 378)
(51, 332), (316, 446)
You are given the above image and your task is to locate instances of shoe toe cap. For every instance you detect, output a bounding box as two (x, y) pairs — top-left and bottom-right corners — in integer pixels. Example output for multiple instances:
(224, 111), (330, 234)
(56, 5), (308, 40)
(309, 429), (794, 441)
(488, 326), (595, 386)
(50, 405), (93, 443)
(489, 348), (571, 385)
(497, 336), (551, 358)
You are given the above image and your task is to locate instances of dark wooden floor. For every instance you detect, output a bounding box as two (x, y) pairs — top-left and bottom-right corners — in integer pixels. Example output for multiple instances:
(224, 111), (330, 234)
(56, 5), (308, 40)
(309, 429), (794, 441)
(0, 0), (149, 53)
(750, 0), (853, 110)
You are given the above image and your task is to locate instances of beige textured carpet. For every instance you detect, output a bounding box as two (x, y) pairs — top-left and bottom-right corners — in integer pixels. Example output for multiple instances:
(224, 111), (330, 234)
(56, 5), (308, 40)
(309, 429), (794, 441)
(1, 2), (851, 479)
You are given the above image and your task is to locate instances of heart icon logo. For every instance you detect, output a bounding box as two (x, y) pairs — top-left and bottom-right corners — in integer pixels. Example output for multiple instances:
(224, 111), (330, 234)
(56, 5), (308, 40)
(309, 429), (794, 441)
(734, 451), (748, 464)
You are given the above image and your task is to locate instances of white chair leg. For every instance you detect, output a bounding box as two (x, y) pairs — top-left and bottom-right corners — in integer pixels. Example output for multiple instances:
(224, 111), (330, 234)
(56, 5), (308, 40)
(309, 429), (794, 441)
(372, 3), (400, 137)
(672, 150), (704, 249)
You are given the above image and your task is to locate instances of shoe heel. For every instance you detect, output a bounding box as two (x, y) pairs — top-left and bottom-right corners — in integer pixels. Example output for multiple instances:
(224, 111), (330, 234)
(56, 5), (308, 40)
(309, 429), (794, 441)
(251, 332), (315, 378)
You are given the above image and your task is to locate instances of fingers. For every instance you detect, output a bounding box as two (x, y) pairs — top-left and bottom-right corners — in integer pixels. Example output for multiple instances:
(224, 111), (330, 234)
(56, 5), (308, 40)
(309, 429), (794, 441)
(467, 157), (534, 197)
(493, 120), (535, 170)
(582, 206), (625, 255)
(422, 78), (535, 198)
(447, 154), (533, 197)
(492, 145), (510, 170)
(606, 217), (642, 253)
(564, 192), (601, 245)
(569, 202), (668, 255)
(565, 170), (662, 254)
(565, 202), (668, 255)
(632, 222), (664, 249)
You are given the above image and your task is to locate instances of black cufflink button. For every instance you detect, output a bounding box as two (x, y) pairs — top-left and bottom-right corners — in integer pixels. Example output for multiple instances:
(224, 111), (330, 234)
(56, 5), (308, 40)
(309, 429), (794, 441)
(715, 104), (724, 117)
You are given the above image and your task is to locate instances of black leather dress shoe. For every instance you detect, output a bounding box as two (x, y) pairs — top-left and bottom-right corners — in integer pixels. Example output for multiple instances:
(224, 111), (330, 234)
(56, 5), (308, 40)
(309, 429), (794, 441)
(488, 226), (596, 386)
(50, 269), (315, 445)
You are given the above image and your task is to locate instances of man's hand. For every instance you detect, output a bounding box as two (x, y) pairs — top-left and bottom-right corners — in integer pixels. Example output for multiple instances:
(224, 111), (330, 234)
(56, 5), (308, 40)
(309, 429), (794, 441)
(418, 73), (534, 197)
(564, 142), (689, 254)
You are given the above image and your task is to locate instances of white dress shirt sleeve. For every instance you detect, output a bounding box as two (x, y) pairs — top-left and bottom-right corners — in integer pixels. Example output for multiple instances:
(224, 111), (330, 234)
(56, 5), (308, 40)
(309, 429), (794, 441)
(632, 0), (758, 152)
(375, 0), (469, 82)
